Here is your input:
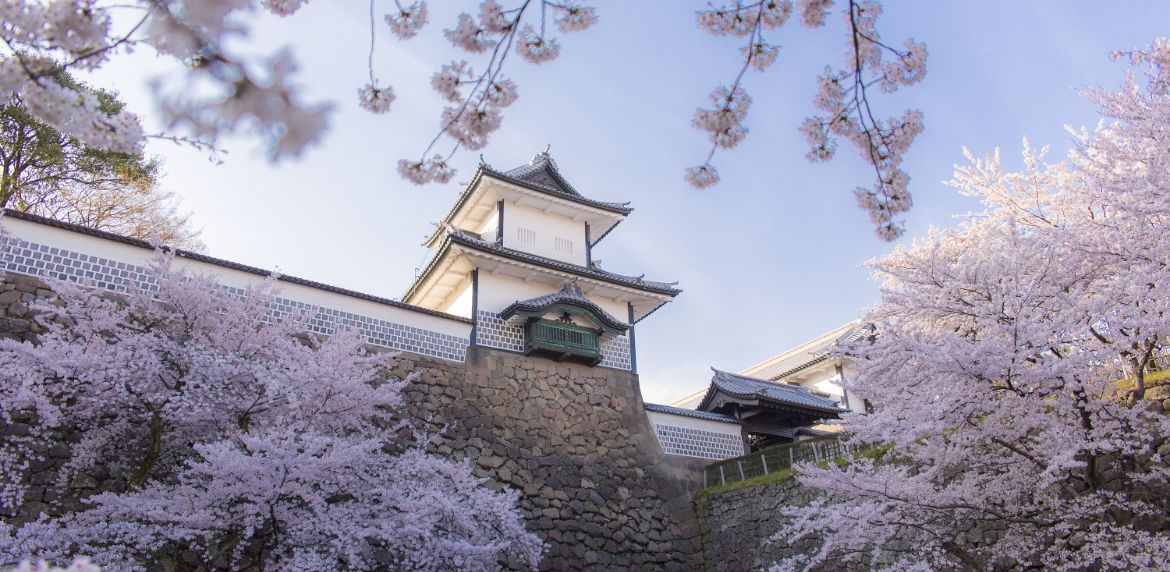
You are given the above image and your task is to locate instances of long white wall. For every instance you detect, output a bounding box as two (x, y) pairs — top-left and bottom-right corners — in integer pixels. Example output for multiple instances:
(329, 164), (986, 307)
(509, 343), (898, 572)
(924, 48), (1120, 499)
(646, 409), (745, 460)
(0, 216), (472, 362)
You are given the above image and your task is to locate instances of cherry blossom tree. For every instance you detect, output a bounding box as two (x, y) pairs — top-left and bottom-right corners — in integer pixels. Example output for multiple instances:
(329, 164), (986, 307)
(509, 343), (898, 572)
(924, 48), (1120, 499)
(0, 253), (543, 571)
(0, 1), (924, 239)
(770, 41), (1170, 571)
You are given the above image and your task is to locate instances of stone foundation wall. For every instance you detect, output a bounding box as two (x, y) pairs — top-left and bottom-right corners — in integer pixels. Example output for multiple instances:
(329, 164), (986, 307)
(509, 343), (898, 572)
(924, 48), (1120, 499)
(393, 346), (707, 570)
(1, 273), (134, 527)
(0, 271), (708, 571)
(695, 477), (823, 572)
(695, 437), (1170, 572)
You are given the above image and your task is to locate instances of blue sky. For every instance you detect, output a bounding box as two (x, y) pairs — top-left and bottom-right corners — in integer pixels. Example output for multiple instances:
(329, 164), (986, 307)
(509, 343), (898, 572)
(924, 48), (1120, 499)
(84, 1), (1170, 403)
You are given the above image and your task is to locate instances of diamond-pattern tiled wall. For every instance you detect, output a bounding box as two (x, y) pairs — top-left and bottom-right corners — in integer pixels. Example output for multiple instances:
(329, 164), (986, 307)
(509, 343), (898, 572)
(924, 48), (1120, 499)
(652, 424), (745, 460)
(600, 334), (631, 370)
(475, 310), (525, 352)
(0, 236), (468, 362)
(475, 310), (632, 371)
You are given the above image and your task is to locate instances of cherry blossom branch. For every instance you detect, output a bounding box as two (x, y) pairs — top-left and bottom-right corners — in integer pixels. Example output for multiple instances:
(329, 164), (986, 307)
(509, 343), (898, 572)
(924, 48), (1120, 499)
(686, 1), (925, 240)
(687, 1), (788, 189)
(384, 0), (597, 185)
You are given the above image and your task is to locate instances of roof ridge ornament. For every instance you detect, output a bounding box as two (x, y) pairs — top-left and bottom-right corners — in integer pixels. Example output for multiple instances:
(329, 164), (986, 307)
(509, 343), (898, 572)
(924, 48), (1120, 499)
(561, 280), (584, 297)
(530, 145), (558, 171)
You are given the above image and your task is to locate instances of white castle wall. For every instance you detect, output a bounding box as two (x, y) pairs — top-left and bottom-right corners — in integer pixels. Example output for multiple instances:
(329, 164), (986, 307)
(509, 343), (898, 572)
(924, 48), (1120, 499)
(501, 200), (587, 266)
(646, 409), (746, 461)
(473, 272), (633, 371)
(0, 215), (471, 362)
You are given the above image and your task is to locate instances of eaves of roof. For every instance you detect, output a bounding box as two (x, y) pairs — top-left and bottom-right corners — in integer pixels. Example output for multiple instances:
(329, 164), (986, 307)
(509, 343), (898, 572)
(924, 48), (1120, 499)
(500, 282), (629, 333)
(452, 231), (679, 291)
(480, 165), (634, 214)
(424, 165), (632, 248)
(771, 353), (830, 381)
(644, 402), (741, 425)
(403, 230), (680, 323)
(2, 209), (472, 325)
(703, 368), (841, 415)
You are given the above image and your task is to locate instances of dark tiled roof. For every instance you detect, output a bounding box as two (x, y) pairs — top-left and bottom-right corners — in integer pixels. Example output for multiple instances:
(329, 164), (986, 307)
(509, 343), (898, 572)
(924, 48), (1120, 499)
(404, 228), (679, 324)
(445, 228), (681, 295)
(425, 151), (632, 248)
(706, 368), (842, 414)
(767, 324), (873, 380)
(486, 151), (633, 214)
(499, 281), (628, 332)
(2, 209), (472, 324)
(644, 402), (741, 425)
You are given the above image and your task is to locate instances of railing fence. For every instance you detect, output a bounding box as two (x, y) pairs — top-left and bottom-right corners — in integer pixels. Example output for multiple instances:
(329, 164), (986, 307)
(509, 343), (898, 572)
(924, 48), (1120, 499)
(703, 434), (863, 488)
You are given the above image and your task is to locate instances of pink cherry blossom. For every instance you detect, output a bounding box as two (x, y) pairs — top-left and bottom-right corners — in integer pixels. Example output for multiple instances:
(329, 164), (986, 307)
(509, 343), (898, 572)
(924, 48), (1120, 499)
(479, 0), (512, 34)
(385, 1), (429, 39)
(357, 83), (395, 114)
(262, 0), (308, 17)
(772, 46), (1170, 570)
(484, 78), (519, 108)
(798, 0), (833, 27)
(444, 13), (493, 53)
(431, 61), (472, 103)
(743, 42), (780, 71)
(516, 25), (561, 64)
(552, 4), (599, 33)
(685, 164), (720, 188)
(0, 253), (541, 569)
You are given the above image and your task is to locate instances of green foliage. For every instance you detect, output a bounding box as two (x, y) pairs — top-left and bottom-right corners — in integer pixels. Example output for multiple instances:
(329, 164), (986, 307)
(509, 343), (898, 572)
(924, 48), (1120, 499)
(0, 69), (200, 249)
(700, 467), (802, 497)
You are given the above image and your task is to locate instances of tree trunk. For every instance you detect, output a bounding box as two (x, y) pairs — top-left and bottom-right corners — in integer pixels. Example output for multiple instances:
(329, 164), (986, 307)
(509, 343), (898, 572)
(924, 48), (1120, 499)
(129, 411), (163, 489)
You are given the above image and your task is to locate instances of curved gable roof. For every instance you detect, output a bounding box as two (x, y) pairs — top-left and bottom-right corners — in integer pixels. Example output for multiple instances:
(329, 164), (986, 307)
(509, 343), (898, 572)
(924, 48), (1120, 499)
(699, 368), (842, 415)
(499, 281), (629, 334)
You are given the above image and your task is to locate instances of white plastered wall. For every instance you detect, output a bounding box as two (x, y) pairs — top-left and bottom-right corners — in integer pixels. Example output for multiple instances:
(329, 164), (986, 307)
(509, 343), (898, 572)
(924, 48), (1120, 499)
(0, 216), (472, 342)
(501, 201), (587, 266)
(476, 273), (628, 324)
(646, 409), (746, 460)
(476, 207), (499, 239)
(477, 272), (567, 314)
(443, 280), (474, 318)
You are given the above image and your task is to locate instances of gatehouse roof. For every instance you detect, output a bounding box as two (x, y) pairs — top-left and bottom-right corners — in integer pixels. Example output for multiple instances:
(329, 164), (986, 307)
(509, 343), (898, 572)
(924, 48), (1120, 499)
(643, 402), (741, 424)
(699, 368), (842, 415)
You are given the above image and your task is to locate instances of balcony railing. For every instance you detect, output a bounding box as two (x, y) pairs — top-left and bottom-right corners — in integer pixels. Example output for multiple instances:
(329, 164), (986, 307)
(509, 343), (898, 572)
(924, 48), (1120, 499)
(525, 319), (601, 365)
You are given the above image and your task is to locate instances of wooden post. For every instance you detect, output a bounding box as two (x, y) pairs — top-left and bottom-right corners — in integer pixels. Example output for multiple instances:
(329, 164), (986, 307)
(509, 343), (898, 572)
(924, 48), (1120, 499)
(761, 453), (769, 475)
(737, 460), (745, 481)
(789, 446), (794, 467)
(719, 465), (726, 486)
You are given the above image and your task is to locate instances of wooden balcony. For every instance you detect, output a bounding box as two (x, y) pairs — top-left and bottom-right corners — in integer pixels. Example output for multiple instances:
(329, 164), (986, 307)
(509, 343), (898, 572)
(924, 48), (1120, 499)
(524, 319), (602, 366)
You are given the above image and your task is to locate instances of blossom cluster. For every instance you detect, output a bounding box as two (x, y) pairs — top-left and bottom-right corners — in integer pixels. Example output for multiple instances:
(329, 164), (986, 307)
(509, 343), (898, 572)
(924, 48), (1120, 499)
(773, 46), (1170, 570)
(1112, 37), (1170, 94)
(688, 0), (926, 240)
(693, 86), (752, 151)
(688, 1), (796, 187)
(1, 0), (334, 161)
(805, 1), (926, 239)
(392, 1), (597, 186)
(0, 253), (543, 570)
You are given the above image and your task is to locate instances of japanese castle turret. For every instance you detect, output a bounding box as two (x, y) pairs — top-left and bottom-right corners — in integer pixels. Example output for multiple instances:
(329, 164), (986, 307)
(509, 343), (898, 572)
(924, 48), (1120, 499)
(403, 151), (681, 371)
